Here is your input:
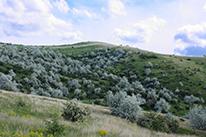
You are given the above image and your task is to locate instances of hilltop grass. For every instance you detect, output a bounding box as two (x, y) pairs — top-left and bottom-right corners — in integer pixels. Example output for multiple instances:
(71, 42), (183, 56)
(54, 42), (111, 57)
(1, 90), (205, 137)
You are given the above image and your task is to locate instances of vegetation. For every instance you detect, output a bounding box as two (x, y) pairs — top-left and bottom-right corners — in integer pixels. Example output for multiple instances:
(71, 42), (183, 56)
(0, 41), (206, 136)
(137, 113), (179, 133)
(44, 118), (65, 137)
(107, 91), (142, 122)
(188, 107), (206, 130)
(62, 100), (90, 122)
(0, 90), (205, 137)
(0, 42), (205, 116)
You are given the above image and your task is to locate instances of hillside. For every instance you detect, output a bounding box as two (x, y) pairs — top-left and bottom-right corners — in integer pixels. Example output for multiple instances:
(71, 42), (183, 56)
(51, 42), (206, 115)
(0, 42), (206, 136)
(0, 90), (202, 137)
(0, 42), (206, 115)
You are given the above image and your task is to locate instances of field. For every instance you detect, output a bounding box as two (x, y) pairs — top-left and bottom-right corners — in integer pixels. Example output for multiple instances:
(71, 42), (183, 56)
(0, 90), (203, 137)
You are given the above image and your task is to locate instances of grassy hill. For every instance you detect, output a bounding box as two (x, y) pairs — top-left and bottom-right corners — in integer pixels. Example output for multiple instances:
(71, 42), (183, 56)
(0, 90), (203, 137)
(0, 41), (206, 114)
(55, 42), (206, 115)
(0, 41), (206, 136)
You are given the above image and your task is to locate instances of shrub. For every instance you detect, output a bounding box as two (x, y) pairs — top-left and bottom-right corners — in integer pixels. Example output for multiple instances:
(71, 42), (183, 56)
(137, 113), (179, 133)
(62, 100), (90, 122)
(188, 106), (206, 130)
(144, 77), (160, 88)
(74, 88), (82, 99)
(184, 95), (202, 105)
(154, 98), (170, 113)
(107, 91), (142, 122)
(68, 79), (81, 90)
(145, 62), (153, 68)
(145, 68), (151, 76)
(0, 72), (19, 91)
(44, 118), (65, 137)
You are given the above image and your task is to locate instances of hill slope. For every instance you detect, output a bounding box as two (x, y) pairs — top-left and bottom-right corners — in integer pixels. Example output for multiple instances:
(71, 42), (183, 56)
(0, 42), (205, 116)
(0, 90), (200, 137)
(55, 42), (206, 115)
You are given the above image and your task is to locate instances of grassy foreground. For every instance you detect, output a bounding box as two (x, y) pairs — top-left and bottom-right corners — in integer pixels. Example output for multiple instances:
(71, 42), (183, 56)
(0, 90), (203, 137)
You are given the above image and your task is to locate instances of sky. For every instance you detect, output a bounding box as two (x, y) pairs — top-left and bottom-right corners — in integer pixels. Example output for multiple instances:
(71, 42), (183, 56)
(0, 0), (206, 56)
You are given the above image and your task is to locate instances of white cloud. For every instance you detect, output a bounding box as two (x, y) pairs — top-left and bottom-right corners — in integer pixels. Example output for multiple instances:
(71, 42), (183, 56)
(53, 0), (70, 13)
(0, 0), (81, 44)
(175, 23), (206, 50)
(71, 8), (96, 18)
(204, 3), (206, 11)
(115, 17), (166, 44)
(51, 0), (96, 18)
(108, 0), (126, 16)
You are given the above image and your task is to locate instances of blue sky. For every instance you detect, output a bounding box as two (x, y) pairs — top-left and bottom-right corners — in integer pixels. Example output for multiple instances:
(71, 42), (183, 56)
(0, 0), (206, 56)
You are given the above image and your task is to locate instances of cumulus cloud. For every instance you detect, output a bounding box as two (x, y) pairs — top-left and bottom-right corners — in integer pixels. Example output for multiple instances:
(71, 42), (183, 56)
(53, 0), (70, 13)
(108, 0), (126, 16)
(175, 23), (206, 52)
(52, 0), (96, 18)
(115, 17), (166, 44)
(71, 8), (97, 18)
(204, 3), (206, 11)
(0, 0), (81, 44)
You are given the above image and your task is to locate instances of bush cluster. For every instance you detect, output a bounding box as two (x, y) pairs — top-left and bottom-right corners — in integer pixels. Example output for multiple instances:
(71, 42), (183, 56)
(107, 91), (142, 122)
(44, 118), (65, 137)
(137, 113), (179, 133)
(62, 100), (90, 122)
(0, 45), (128, 101)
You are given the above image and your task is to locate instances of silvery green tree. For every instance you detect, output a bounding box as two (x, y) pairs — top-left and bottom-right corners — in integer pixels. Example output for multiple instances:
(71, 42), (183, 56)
(8, 69), (16, 78)
(145, 62), (153, 68)
(188, 107), (206, 130)
(131, 81), (146, 94)
(184, 95), (203, 105)
(145, 68), (152, 76)
(146, 88), (158, 107)
(74, 89), (82, 99)
(136, 94), (146, 105)
(158, 88), (174, 102)
(107, 91), (142, 122)
(154, 98), (170, 113)
(144, 77), (160, 88)
(68, 79), (81, 90)
(0, 72), (19, 91)
(107, 91), (127, 114)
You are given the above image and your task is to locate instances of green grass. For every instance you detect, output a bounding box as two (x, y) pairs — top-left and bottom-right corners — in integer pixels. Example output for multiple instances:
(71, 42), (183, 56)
(54, 43), (206, 115)
(0, 94), (61, 119)
(0, 41), (206, 116)
(106, 51), (206, 115)
(53, 42), (109, 57)
(1, 90), (205, 137)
